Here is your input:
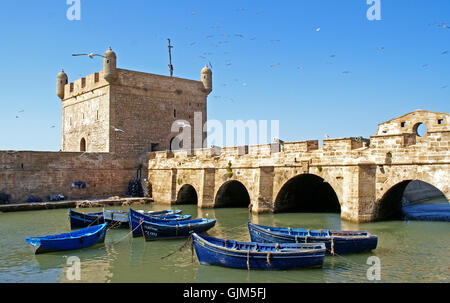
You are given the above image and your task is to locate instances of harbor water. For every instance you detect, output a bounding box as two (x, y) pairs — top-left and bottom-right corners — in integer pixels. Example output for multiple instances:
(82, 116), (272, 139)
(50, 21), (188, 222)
(0, 200), (448, 283)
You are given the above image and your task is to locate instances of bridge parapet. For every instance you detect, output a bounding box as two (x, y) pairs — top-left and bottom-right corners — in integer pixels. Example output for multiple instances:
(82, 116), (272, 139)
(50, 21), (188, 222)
(322, 137), (369, 151)
(370, 133), (419, 149)
(249, 144), (278, 156)
(283, 140), (319, 153)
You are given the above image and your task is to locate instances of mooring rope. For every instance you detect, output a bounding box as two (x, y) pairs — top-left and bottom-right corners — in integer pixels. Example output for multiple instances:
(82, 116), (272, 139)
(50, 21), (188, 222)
(87, 215), (102, 227)
(110, 220), (144, 245)
(140, 220), (145, 238)
(161, 235), (194, 260)
(331, 238), (335, 256)
(106, 220), (122, 231)
(247, 249), (250, 271)
(266, 252), (271, 266)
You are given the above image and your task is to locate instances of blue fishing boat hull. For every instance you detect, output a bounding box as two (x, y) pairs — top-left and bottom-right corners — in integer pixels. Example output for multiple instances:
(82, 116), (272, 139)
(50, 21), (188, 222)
(248, 223), (378, 255)
(142, 219), (216, 241)
(69, 209), (105, 229)
(192, 233), (325, 270)
(128, 208), (189, 237)
(26, 223), (107, 254)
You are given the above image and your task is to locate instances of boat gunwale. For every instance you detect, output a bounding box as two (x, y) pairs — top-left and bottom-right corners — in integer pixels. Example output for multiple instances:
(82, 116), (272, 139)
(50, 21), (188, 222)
(249, 223), (377, 241)
(192, 233), (326, 256)
(26, 223), (108, 242)
(141, 218), (216, 228)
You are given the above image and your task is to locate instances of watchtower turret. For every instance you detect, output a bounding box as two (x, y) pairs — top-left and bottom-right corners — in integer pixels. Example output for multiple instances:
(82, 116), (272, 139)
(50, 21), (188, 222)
(103, 47), (117, 83)
(201, 65), (212, 94)
(56, 69), (68, 100)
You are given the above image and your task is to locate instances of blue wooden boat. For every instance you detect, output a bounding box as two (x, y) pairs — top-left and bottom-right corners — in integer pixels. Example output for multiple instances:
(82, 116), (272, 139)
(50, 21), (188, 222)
(128, 208), (191, 237)
(248, 223), (378, 255)
(69, 209), (105, 229)
(142, 218), (216, 241)
(25, 223), (108, 254)
(102, 210), (130, 228)
(69, 209), (128, 229)
(192, 233), (326, 270)
(146, 209), (183, 217)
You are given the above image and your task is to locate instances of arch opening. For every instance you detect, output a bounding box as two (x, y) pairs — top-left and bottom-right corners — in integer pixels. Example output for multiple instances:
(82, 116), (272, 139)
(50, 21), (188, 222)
(80, 138), (86, 152)
(377, 180), (448, 221)
(176, 184), (198, 205)
(274, 174), (341, 213)
(215, 181), (250, 208)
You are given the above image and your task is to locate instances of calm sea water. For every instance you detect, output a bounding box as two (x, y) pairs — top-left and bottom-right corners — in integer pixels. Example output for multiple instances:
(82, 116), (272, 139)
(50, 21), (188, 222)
(0, 201), (448, 283)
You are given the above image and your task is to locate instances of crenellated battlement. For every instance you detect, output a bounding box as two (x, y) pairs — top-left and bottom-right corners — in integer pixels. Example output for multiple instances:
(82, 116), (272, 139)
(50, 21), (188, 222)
(63, 70), (108, 101)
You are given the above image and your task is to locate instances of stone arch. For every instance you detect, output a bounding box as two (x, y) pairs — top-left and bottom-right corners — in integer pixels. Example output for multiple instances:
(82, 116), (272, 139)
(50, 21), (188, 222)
(176, 184), (198, 205)
(378, 168), (449, 204)
(375, 179), (448, 221)
(80, 138), (86, 152)
(274, 173), (341, 213)
(214, 180), (251, 208)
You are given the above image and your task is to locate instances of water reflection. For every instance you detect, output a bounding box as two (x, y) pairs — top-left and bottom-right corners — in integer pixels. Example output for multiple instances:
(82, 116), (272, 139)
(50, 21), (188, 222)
(0, 205), (448, 283)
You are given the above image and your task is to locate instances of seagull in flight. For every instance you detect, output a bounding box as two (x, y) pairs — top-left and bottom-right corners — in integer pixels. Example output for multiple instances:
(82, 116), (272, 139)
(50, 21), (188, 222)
(72, 53), (105, 59)
(175, 121), (191, 128)
(111, 126), (125, 133)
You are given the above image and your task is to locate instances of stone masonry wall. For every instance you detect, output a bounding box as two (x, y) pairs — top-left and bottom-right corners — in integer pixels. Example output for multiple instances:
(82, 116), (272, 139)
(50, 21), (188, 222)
(62, 71), (111, 152)
(109, 69), (208, 155)
(0, 151), (148, 203)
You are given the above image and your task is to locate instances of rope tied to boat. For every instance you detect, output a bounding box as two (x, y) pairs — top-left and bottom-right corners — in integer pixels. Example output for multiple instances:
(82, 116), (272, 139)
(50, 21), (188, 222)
(246, 249), (250, 271)
(110, 220), (144, 245)
(106, 220), (122, 231)
(160, 235), (194, 261)
(331, 237), (335, 256)
(140, 220), (145, 239)
(266, 252), (271, 266)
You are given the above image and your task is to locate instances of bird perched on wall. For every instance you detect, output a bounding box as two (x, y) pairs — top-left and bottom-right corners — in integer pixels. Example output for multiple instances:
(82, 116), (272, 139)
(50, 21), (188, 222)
(72, 53), (105, 59)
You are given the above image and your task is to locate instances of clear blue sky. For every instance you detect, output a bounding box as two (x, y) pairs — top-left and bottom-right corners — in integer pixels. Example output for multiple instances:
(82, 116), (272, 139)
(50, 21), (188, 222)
(0, 0), (449, 151)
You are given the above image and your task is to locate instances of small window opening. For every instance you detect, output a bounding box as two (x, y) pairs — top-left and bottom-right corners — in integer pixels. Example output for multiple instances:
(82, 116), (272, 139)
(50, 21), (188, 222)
(438, 119), (444, 125)
(400, 122), (406, 128)
(80, 138), (86, 152)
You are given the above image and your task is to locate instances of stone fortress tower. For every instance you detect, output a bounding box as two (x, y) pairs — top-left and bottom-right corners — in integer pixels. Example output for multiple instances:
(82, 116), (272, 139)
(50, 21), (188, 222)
(57, 48), (212, 155)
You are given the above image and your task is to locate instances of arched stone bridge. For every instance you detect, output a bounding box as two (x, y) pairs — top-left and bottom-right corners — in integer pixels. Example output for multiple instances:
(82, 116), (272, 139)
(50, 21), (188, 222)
(147, 110), (449, 222)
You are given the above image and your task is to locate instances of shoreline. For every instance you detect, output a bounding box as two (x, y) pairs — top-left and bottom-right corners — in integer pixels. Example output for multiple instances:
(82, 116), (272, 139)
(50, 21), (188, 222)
(0, 197), (153, 213)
